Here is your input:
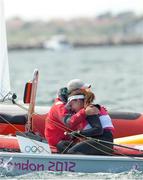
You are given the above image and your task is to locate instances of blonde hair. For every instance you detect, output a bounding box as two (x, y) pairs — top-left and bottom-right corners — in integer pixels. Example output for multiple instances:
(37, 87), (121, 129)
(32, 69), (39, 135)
(68, 89), (95, 107)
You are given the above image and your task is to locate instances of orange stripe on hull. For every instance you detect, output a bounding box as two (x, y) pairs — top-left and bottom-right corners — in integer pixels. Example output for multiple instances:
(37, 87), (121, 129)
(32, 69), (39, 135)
(0, 123), (25, 135)
(114, 144), (143, 156)
(1, 112), (143, 140)
(0, 136), (19, 149)
(113, 114), (143, 138)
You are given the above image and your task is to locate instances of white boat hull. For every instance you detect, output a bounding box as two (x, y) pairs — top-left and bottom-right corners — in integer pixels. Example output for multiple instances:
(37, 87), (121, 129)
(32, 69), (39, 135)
(0, 152), (143, 176)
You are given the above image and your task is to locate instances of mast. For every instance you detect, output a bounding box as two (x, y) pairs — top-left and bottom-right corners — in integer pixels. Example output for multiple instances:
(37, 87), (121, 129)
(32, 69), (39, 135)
(25, 69), (39, 132)
(0, 0), (11, 101)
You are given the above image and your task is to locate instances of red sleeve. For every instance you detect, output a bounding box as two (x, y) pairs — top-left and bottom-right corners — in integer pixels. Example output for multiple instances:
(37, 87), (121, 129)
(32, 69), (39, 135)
(53, 103), (86, 129)
(66, 109), (86, 128)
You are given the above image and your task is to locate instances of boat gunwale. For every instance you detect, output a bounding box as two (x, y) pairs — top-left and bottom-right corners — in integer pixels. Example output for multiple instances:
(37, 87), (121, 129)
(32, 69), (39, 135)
(0, 152), (143, 162)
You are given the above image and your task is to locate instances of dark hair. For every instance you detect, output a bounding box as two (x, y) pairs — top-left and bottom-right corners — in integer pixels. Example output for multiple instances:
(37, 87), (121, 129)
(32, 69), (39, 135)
(58, 87), (68, 102)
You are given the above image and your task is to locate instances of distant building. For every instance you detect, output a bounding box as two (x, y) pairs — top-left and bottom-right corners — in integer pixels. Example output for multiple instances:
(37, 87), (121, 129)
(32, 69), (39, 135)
(133, 19), (143, 37)
(125, 18), (143, 37)
(97, 12), (113, 19)
(116, 11), (136, 20)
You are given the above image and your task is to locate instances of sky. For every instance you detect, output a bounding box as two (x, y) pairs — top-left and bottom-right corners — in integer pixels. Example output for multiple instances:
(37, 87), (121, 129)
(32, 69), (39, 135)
(4, 0), (143, 20)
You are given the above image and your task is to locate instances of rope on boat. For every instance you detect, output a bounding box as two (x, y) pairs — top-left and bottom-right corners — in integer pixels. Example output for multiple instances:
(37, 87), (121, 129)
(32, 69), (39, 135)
(2, 100), (143, 160)
(61, 140), (74, 154)
(0, 110), (113, 156)
(1, 92), (120, 155)
(46, 117), (114, 155)
(0, 114), (50, 154)
(0, 92), (14, 102)
(12, 100), (29, 111)
(46, 117), (143, 159)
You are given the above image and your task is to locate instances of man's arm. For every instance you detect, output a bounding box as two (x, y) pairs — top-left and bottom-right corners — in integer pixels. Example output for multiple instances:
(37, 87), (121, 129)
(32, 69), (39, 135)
(56, 104), (86, 129)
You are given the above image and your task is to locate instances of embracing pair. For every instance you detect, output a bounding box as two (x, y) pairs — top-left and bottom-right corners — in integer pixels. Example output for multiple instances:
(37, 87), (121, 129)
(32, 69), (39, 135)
(45, 79), (114, 155)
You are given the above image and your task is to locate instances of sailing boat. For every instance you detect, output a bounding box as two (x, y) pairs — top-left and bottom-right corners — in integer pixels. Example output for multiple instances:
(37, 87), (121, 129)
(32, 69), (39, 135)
(1, 0), (143, 176)
(0, 0), (10, 101)
(1, 0), (143, 139)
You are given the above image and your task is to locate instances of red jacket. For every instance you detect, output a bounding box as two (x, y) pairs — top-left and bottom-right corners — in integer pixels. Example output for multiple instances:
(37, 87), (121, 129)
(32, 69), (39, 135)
(45, 98), (86, 148)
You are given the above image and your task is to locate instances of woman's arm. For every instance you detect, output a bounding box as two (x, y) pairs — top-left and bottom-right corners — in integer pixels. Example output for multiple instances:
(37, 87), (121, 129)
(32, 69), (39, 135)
(80, 115), (103, 137)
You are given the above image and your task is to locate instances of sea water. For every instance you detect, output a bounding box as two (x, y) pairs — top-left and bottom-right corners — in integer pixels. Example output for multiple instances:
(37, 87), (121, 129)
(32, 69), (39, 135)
(3, 45), (143, 179)
(9, 45), (143, 112)
(1, 170), (143, 179)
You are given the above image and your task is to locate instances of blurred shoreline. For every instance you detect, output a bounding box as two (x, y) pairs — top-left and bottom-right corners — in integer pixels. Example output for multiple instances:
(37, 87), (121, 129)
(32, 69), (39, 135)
(6, 11), (143, 51)
(8, 40), (143, 51)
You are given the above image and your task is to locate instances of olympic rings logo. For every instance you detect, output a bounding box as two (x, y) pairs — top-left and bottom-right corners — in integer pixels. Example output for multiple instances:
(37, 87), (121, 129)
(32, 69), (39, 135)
(25, 146), (44, 153)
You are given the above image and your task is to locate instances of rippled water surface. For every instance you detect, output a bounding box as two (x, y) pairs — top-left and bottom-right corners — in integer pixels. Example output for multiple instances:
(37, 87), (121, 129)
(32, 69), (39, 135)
(9, 45), (143, 112)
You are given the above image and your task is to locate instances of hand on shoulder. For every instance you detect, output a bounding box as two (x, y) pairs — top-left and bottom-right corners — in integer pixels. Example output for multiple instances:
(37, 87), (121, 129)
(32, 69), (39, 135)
(85, 105), (99, 115)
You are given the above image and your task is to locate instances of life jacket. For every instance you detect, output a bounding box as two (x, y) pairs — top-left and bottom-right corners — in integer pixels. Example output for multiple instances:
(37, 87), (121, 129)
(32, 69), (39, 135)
(45, 98), (69, 147)
(45, 98), (86, 148)
(83, 105), (114, 133)
(99, 105), (114, 132)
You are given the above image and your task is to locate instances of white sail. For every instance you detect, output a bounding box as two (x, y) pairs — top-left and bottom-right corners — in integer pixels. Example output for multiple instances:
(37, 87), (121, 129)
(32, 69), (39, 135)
(0, 0), (11, 101)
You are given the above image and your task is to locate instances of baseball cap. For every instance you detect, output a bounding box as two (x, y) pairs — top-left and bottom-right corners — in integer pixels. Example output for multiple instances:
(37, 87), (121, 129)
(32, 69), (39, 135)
(67, 79), (91, 93)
